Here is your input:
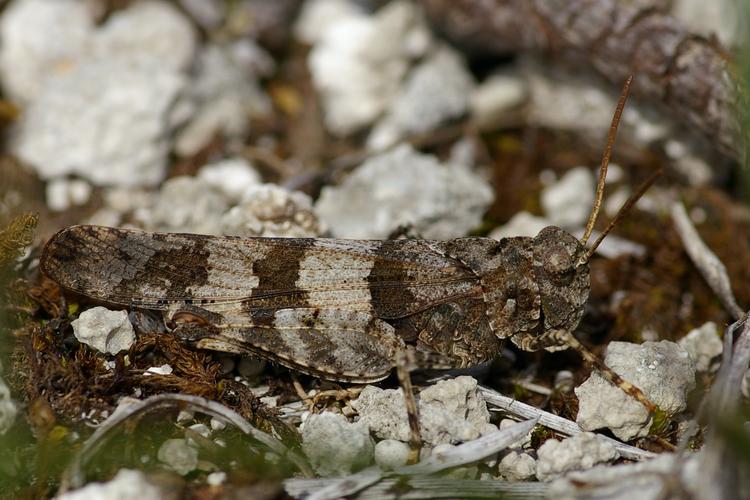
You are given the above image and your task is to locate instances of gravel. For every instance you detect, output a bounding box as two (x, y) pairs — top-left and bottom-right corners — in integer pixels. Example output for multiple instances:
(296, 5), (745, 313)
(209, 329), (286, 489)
(374, 439), (411, 470)
(307, 1), (431, 135)
(540, 166), (595, 230)
(57, 469), (163, 500)
(0, 0), (94, 103)
(678, 321), (723, 373)
(315, 144), (493, 239)
(10, 0), (196, 187)
(536, 432), (619, 481)
(368, 46), (474, 150)
(576, 340), (696, 440)
(0, 374), (17, 435)
(498, 450), (537, 481)
(71, 307), (136, 355)
(301, 412), (374, 476)
(157, 438), (199, 476)
(352, 376), (491, 446)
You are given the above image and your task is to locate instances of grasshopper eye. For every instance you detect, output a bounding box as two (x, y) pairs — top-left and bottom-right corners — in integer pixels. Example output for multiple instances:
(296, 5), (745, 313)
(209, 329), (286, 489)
(543, 247), (574, 286)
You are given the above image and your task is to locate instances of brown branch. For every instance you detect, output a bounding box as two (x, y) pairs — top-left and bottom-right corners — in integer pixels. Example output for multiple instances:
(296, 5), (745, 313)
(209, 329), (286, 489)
(421, 0), (744, 159)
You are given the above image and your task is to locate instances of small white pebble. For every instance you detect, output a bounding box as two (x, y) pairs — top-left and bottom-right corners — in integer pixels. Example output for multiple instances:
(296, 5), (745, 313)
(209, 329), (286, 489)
(540, 166), (594, 229)
(46, 178), (92, 212)
(374, 439), (410, 469)
(157, 439), (198, 476)
(144, 364), (173, 376)
(679, 322), (722, 372)
(198, 158), (261, 202)
(499, 419), (532, 449)
(689, 207), (707, 225)
(260, 396), (278, 408)
(188, 423), (211, 439)
(554, 370), (575, 393)
(536, 433), (617, 481)
(72, 307), (135, 355)
(177, 410), (194, 423)
(210, 417), (226, 431)
(538, 169), (556, 186)
(499, 450), (537, 481)
(206, 471), (226, 486)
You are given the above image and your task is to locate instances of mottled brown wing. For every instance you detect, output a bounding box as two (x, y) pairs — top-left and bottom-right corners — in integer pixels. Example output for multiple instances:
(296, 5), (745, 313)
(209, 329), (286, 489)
(41, 225), (482, 319)
(181, 309), (405, 383)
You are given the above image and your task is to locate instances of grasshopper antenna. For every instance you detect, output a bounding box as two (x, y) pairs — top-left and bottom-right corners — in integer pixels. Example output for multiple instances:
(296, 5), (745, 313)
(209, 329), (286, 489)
(584, 169), (663, 261)
(580, 75), (633, 246)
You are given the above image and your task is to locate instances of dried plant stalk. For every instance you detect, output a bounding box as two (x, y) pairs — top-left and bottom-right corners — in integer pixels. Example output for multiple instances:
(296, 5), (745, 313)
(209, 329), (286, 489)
(671, 201), (744, 320)
(421, 0), (744, 159)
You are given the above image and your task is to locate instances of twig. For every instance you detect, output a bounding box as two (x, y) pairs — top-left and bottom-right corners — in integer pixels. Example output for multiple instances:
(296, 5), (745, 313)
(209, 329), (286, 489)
(671, 201), (744, 320)
(305, 467), (384, 500)
(286, 476), (547, 500)
(479, 385), (655, 461)
(395, 418), (538, 475)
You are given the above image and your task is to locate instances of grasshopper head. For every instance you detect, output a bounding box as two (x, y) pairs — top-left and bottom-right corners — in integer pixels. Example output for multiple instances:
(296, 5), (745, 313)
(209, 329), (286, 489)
(523, 226), (590, 351)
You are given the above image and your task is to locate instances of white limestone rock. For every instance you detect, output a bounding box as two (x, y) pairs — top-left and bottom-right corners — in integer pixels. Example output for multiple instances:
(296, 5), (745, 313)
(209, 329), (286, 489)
(13, 56), (188, 187)
(198, 158), (262, 203)
(536, 432), (619, 481)
(11, 0), (196, 187)
(301, 412), (374, 476)
(548, 452), (703, 500)
(678, 321), (723, 373)
(540, 166), (595, 230)
(470, 71), (528, 130)
(374, 439), (411, 470)
(174, 42), (272, 157)
(139, 176), (228, 234)
(352, 376), (491, 446)
(179, 0), (225, 29)
(72, 307), (136, 355)
(523, 57), (673, 149)
(315, 144), (493, 239)
(368, 46), (474, 150)
(157, 439), (198, 476)
(672, 0), (747, 48)
(57, 469), (163, 500)
(0, 374), (17, 435)
(498, 450), (537, 481)
(45, 178), (92, 212)
(0, 0), (95, 103)
(293, 0), (364, 45)
(88, 1), (196, 71)
(221, 184), (322, 238)
(418, 376), (492, 444)
(575, 341), (696, 441)
(308, 1), (432, 135)
(490, 211), (551, 240)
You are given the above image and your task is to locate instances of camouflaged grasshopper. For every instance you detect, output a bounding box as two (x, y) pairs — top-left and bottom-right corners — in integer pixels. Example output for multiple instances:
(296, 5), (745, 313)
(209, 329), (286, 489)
(40, 77), (659, 437)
